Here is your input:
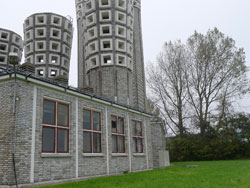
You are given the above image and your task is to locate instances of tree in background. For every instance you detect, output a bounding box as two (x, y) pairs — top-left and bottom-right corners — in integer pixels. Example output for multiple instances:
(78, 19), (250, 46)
(147, 28), (249, 137)
(186, 28), (248, 135)
(147, 41), (189, 137)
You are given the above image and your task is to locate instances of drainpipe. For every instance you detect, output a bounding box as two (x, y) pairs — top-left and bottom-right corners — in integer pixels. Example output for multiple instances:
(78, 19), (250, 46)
(9, 52), (19, 188)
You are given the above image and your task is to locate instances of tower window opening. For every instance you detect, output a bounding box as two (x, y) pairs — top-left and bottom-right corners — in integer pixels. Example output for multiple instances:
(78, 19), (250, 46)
(102, 26), (110, 34)
(26, 32), (31, 40)
(64, 60), (68, 68)
(37, 42), (44, 50)
(25, 19), (30, 27)
(37, 29), (44, 36)
(0, 44), (7, 51)
(51, 56), (58, 64)
(118, 0), (125, 8)
(86, 2), (92, 9)
(37, 16), (44, 23)
(26, 44), (31, 52)
(118, 27), (125, 36)
(37, 70), (44, 76)
(101, 0), (109, 6)
(12, 48), (18, 53)
(66, 35), (71, 43)
(52, 43), (59, 50)
(87, 15), (94, 24)
(53, 17), (60, 24)
(15, 37), (20, 43)
(101, 12), (110, 20)
(103, 41), (111, 49)
(118, 41), (125, 50)
(118, 56), (125, 65)
(88, 28), (95, 37)
(0, 56), (5, 63)
(89, 43), (96, 52)
(90, 58), (97, 66)
(65, 47), (70, 55)
(52, 30), (59, 37)
(37, 56), (44, 63)
(1, 32), (8, 39)
(68, 23), (73, 30)
(118, 13), (125, 22)
(50, 70), (57, 77)
(103, 55), (111, 64)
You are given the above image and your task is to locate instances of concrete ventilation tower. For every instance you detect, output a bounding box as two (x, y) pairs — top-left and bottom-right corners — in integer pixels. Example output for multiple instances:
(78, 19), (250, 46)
(132, 0), (146, 110)
(0, 28), (23, 68)
(76, 0), (136, 107)
(23, 13), (73, 83)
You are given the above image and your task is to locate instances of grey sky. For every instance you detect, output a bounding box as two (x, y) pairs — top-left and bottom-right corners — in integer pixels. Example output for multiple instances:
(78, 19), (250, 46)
(1, 0), (250, 110)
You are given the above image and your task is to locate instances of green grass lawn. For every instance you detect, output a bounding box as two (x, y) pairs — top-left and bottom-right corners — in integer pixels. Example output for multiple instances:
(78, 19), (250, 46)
(38, 160), (250, 188)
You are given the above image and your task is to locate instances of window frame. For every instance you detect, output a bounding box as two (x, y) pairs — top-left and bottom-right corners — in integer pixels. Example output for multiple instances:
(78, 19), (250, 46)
(83, 108), (102, 154)
(132, 120), (144, 153)
(42, 99), (70, 154)
(111, 115), (125, 153)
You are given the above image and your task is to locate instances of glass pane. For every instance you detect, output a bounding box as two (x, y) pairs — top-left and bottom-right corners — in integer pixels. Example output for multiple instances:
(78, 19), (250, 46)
(43, 100), (55, 124)
(133, 138), (137, 153)
(57, 129), (68, 152)
(138, 138), (143, 153)
(111, 116), (117, 133)
(112, 135), (117, 153)
(118, 117), (124, 134)
(83, 132), (91, 153)
(118, 136), (125, 153)
(93, 133), (101, 153)
(132, 121), (136, 136)
(42, 127), (55, 152)
(136, 122), (142, 136)
(93, 112), (100, 131)
(58, 103), (69, 126)
(83, 110), (91, 129)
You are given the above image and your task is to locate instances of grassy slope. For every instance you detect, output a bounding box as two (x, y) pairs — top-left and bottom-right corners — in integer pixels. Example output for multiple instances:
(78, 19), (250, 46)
(40, 160), (250, 188)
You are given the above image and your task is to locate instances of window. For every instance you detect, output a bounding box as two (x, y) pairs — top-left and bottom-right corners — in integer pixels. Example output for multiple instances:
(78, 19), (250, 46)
(101, 25), (111, 35)
(117, 55), (125, 65)
(50, 70), (57, 77)
(132, 120), (143, 153)
(37, 69), (44, 76)
(42, 99), (69, 153)
(0, 43), (7, 51)
(37, 15), (45, 24)
(0, 55), (6, 63)
(1, 32), (8, 39)
(86, 1), (92, 10)
(103, 55), (112, 64)
(100, 11), (110, 21)
(100, 0), (110, 6)
(111, 115), (125, 153)
(36, 55), (44, 63)
(83, 109), (102, 153)
(101, 39), (112, 50)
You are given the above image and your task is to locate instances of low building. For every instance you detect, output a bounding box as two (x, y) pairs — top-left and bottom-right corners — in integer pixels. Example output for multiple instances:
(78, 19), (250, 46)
(0, 68), (165, 186)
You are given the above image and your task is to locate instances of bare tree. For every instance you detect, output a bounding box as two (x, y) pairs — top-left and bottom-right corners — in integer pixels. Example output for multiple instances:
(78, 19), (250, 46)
(186, 28), (248, 135)
(147, 41), (189, 137)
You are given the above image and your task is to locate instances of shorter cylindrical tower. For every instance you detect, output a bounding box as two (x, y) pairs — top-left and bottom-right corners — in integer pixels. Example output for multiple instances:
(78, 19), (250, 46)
(23, 13), (73, 82)
(0, 28), (23, 68)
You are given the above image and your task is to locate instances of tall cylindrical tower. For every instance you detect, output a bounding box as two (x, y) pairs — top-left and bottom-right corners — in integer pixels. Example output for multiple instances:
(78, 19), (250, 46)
(23, 13), (73, 82)
(0, 28), (23, 68)
(76, 0), (134, 106)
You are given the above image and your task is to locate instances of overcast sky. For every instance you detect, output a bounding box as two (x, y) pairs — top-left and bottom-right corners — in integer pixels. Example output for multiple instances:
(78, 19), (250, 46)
(1, 0), (250, 111)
